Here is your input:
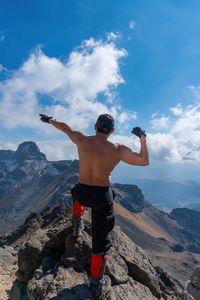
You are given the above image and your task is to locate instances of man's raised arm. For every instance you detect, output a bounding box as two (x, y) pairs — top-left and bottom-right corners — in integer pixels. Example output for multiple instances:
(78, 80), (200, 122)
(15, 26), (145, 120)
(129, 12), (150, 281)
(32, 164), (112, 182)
(39, 114), (88, 144)
(119, 127), (149, 166)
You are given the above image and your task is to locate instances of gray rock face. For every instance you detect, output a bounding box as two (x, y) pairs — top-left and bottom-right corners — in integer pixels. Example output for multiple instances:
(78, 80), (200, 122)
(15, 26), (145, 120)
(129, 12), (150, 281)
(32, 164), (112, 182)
(190, 266), (200, 289)
(182, 266), (200, 300)
(0, 245), (17, 266)
(16, 141), (46, 162)
(111, 278), (158, 300)
(16, 230), (49, 283)
(112, 183), (148, 213)
(7, 206), (182, 300)
(0, 245), (18, 299)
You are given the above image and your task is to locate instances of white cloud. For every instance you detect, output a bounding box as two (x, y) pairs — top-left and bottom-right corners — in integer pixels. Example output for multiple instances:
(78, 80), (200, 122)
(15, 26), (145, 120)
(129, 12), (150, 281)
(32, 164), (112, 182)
(112, 103), (200, 163)
(37, 140), (78, 160)
(2, 102), (200, 164)
(170, 103), (183, 116)
(2, 35), (200, 164)
(0, 38), (134, 132)
(0, 140), (18, 151)
(0, 33), (5, 42)
(118, 110), (137, 125)
(151, 112), (158, 119)
(149, 103), (200, 162)
(107, 32), (121, 41)
(0, 64), (3, 72)
(187, 85), (200, 98)
(151, 115), (170, 129)
(129, 21), (136, 29)
(38, 103), (200, 163)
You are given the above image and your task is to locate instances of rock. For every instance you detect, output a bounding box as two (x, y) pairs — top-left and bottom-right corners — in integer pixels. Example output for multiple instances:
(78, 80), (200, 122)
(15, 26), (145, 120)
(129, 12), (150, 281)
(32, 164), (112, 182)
(112, 183), (148, 213)
(41, 256), (58, 273)
(183, 282), (199, 300)
(190, 266), (200, 289)
(106, 248), (129, 284)
(111, 278), (158, 300)
(0, 246), (17, 266)
(16, 141), (46, 162)
(46, 225), (72, 251)
(9, 280), (27, 300)
(7, 206), (182, 300)
(16, 230), (49, 283)
(182, 290), (194, 300)
(0, 246), (18, 299)
(182, 266), (200, 300)
(110, 226), (161, 298)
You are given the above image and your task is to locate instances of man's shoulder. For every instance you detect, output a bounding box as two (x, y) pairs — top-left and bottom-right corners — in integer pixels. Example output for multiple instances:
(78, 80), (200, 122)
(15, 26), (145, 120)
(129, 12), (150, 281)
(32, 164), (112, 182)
(107, 140), (122, 150)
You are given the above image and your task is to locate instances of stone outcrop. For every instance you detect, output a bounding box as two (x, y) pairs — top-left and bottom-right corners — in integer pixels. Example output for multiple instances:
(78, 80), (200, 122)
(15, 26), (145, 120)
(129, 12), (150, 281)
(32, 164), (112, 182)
(112, 183), (149, 213)
(5, 205), (182, 300)
(0, 246), (18, 299)
(182, 266), (200, 300)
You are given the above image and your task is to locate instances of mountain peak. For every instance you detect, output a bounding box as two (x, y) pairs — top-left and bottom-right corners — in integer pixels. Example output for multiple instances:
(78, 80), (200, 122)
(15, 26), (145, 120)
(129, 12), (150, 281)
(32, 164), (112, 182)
(16, 141), (40, 154)
(16, 141), (46, 161)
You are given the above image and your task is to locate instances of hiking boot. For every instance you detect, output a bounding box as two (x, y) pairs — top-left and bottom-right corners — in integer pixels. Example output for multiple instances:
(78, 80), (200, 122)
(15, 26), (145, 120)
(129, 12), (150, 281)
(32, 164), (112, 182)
(72, 217), (84, 237)
(89, 275), (111, 300)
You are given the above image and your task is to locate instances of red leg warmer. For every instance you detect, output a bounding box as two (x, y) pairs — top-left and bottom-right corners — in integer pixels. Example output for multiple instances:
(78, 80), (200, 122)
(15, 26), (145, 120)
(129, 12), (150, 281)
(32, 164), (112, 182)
(91, 255), (108, 279)
(73, 201), (84, 218)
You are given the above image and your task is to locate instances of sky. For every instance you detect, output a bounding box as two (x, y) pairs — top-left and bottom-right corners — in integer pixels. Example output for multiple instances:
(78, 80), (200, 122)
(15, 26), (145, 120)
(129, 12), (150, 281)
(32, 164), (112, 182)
(1, 0), (200, 182)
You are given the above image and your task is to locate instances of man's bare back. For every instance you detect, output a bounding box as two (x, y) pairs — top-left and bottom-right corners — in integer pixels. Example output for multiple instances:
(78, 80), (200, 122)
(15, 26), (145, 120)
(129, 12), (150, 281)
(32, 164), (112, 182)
(77, 135), (121, 186)
(45, 115), (149, 187)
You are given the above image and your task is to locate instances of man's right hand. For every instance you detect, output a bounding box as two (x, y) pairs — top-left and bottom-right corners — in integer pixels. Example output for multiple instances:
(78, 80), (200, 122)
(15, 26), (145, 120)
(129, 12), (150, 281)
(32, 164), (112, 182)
(39, 114), (52, 124)
(132, 127), (146, 138)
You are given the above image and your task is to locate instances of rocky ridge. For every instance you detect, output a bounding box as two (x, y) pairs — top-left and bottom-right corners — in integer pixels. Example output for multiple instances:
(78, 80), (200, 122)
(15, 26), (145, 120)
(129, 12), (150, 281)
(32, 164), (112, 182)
(1, 205), (183, 300)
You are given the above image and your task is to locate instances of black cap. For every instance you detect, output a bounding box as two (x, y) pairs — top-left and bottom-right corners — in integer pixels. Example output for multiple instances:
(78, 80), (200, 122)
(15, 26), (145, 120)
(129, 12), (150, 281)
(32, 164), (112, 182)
(96, 114), (114, 134)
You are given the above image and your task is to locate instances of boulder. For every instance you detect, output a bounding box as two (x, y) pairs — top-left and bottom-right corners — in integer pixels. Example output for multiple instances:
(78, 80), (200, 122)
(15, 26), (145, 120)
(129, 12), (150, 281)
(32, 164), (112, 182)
(16, 230), (49, 283)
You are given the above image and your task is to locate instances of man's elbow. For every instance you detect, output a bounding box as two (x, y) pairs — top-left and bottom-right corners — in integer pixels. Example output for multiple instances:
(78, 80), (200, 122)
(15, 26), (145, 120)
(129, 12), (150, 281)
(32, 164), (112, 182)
(142, 159), (149, 166)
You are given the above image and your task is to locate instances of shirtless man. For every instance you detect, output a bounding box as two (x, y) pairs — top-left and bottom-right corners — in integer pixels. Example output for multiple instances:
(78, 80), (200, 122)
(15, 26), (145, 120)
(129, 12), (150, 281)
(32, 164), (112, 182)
(39, 113), (149, 299)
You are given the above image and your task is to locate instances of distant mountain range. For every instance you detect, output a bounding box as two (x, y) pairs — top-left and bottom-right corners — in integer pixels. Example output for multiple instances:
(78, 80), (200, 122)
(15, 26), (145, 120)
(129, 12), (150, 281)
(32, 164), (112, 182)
(1, 141), (200, 284)
(130, 178), (200, 212)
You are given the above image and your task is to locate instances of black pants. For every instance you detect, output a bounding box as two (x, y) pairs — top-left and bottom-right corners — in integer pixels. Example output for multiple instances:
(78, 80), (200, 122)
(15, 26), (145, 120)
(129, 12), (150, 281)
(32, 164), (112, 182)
(71, 183), (115, 255)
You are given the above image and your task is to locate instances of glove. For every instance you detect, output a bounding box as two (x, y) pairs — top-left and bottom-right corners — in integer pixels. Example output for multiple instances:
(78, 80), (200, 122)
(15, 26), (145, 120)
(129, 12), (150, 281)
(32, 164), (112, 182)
(131, 127), (146, 138)
(39, 114), (52, 123)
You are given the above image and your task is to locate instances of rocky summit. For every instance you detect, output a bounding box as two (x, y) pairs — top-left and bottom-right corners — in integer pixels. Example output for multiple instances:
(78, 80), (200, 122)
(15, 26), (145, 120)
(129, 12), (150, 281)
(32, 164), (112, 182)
(1, 205), (184, 300)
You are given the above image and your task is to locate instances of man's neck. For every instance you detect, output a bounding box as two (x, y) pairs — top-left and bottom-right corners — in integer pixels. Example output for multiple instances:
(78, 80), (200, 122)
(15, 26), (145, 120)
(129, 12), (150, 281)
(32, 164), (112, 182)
(95, 132), (109, 139)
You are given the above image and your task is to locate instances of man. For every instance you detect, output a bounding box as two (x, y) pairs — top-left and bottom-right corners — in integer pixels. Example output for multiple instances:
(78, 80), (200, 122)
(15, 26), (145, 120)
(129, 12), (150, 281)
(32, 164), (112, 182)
(39, 113), (149, 299)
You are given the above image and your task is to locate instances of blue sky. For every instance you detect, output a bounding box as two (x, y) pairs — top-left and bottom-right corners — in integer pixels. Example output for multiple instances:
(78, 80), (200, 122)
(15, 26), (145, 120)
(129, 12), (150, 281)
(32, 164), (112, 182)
(1, 0), (200, 182)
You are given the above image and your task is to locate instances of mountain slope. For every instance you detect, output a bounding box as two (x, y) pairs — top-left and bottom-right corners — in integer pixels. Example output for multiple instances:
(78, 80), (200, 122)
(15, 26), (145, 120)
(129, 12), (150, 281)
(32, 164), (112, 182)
(0, 141), (79, 234)
(114, 203), (200, 283)
(1, 141), (200, 285)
